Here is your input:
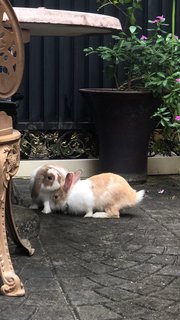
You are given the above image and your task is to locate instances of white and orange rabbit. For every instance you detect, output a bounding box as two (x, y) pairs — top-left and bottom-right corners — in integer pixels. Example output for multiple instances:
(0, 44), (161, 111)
(50, 171), (145, 218)
(30, 164), (67, 214)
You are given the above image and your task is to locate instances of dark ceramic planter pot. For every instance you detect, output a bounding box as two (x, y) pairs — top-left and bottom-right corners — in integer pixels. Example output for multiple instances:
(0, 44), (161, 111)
(80, 89), (159, 183)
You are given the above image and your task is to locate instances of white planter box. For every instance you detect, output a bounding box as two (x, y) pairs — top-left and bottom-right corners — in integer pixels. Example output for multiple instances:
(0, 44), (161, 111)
(16, 159), (100, 179)
(148, 155), (180, 175)
(16, 156), (180, 178)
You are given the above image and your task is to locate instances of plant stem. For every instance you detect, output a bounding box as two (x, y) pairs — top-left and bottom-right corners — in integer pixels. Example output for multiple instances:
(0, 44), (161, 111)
(114, 72), (119, 89)
(98, 0), (127, 16)
(128, 71), (132, 90)
(172, 0), (176, 37)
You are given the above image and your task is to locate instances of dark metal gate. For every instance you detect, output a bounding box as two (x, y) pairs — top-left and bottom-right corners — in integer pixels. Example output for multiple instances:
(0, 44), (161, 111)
(10, 0), (180, 131)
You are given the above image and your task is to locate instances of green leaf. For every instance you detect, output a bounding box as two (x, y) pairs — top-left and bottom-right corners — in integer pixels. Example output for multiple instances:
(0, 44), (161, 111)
(129, 26), (136, 34)
(157, 72), (166, 78)
(130, 13), (136, 25)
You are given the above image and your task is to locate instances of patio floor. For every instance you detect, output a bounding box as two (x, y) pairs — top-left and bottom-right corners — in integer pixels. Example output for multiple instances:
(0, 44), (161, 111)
(0, 175), (180, 320)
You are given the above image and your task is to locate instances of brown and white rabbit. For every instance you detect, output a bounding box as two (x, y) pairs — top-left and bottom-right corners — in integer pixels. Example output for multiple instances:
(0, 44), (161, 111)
(30, 164), (67, 214)
(50, 171), (145, 218)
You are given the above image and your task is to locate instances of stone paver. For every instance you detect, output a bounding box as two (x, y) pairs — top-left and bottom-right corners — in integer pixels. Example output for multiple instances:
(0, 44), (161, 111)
(0, 175), (179, 320)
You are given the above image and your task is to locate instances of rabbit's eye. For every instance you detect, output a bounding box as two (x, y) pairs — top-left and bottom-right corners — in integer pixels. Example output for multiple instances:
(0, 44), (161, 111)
(54, 195), (58, 199)
(47, 175), (53, 180)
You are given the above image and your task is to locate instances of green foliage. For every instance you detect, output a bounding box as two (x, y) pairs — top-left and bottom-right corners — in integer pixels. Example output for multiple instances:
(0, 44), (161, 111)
(84, 13), (180, 151)
(149, 129), (179, 156)
(97, 0), (142, 28)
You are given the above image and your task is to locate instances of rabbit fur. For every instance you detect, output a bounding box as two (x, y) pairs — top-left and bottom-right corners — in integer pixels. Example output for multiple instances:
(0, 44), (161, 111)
(30, 164), (67, 214)
(50, 171), (145, 218)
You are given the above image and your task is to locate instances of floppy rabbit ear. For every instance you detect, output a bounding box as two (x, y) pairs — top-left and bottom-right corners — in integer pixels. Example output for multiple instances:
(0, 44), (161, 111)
(64, 172), (74, 191)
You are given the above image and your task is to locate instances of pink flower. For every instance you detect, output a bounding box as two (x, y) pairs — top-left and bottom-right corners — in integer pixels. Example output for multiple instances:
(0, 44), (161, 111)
(156, 15), (164, 21)
(152, 15), (164, 23)
(140, 35), (148, 40)
(176, 78), (180, 83)
(175, 116), (180, 121)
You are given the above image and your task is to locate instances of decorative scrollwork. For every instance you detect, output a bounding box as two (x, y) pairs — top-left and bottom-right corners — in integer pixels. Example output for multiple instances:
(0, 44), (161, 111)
(21, 239), (35, 256)
(1, 272), (24, 296)
(0, 0), (24, 99)
(2, 141), (20, 188)
(59, 131), (96, 158)
(20, 130), (98, 160)
(0, 137), (25, 296)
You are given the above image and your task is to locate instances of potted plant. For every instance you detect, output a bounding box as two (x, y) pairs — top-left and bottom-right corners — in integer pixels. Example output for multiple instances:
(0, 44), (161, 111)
(80, 0), (180, 182)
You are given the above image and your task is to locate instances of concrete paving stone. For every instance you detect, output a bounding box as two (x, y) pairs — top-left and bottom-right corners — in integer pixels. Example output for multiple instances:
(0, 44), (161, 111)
(165, 223), (180, 232)
(165, 247), (180, 255)
(169, 277), (180, 287)
(167, 230), (180, 238)
(10, 258), (46, 278)
(24, 290), (66, 306)
(106, 280), (162, 296)
(54, 263), (95, 278)
(79, 261), (119, 274)
(64, 288), (111, 306)
(151, 286), (180, 302)
(84, 246), (125, 262)
(166, 303), (180, 315)
(49, 253), (88, 267)
(76, 305), (121, 320)
(110, 269), (148, 282)
(1, 175), (179, 320)
(132, 262), (163, 274)
(147, 254), (176, 265)
(124, 253), (153, 263)
(155, 311), (180, 320)
(0, 295), (26, 307)
(13, 205), (40, 240)
(102, 258), (138, 269)
(141, 196), (180, 211)
(172, 255), (180, 264)
(157, 265), (180, 277)
(137, 274), (175, 288)
(137, 246), (165, 254)
(12, 179), (32, 207)
(43, 243), (82, 256)
(121, 244), (144, 253)
(73, 250), (113, 262)
(87, 274), (134, 288)
(153, 237), (180, 247)
(19, 261), (54, 279)
(9, 256), (34, 276)
(95, 285), (141, 301)
(104, 300), (159, 319)
(60, 275), (102, 290)
(149, 211), (179, 220)
(134, 296), (174, 311)
(134, 310), (179, 320)
(31, 306), (76, 320)
(0, 305), (37, 320)
(24, 277), (60, 291)
(126, 237), (155, 247)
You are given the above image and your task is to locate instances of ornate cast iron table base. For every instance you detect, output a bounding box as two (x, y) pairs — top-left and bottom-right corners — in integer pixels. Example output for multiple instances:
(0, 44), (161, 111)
(0, 129), (34, 296)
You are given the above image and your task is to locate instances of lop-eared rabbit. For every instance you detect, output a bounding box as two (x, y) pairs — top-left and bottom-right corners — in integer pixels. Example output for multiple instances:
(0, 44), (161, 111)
(30, 164), (67, 214)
